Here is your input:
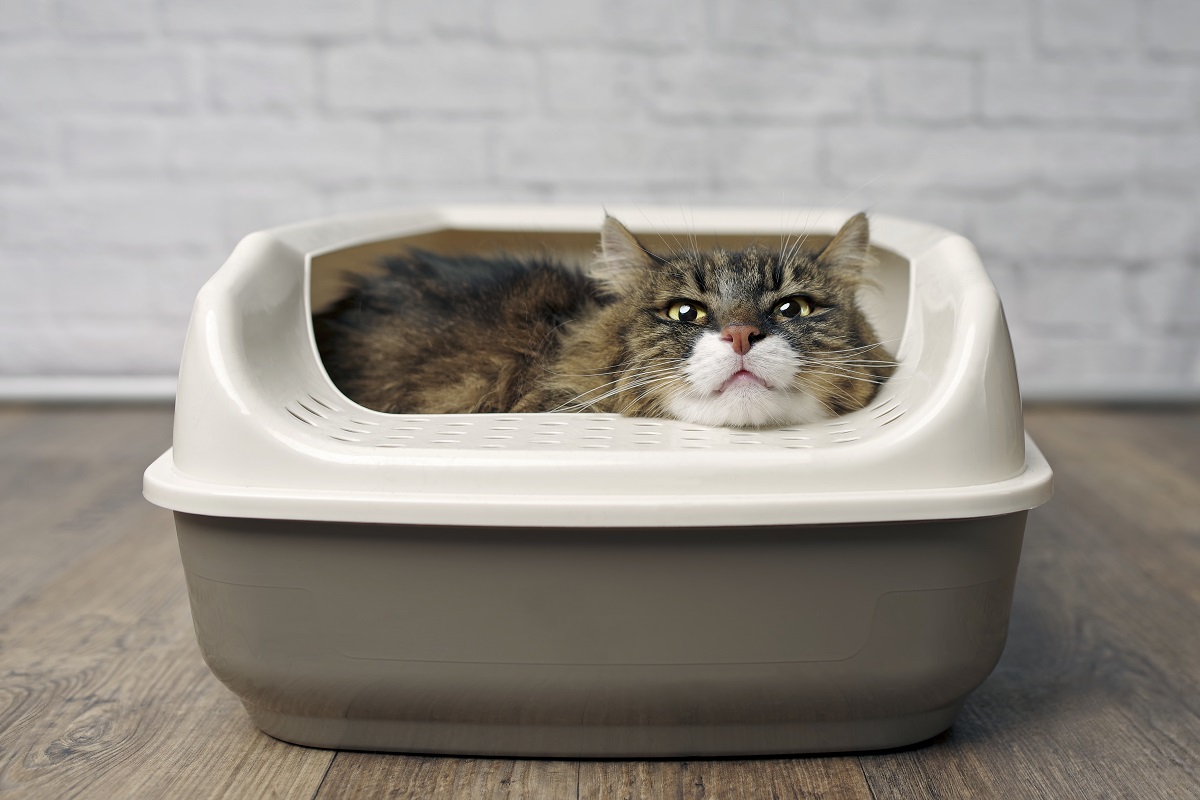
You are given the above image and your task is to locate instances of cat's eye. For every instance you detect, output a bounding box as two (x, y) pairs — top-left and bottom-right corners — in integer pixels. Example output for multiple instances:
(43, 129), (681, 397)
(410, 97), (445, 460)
(665, 300), (708, 324)
(774, 296), (814, 319)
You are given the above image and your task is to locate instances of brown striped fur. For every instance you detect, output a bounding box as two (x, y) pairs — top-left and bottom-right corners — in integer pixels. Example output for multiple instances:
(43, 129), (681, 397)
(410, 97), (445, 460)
(314, 214), (894, 427)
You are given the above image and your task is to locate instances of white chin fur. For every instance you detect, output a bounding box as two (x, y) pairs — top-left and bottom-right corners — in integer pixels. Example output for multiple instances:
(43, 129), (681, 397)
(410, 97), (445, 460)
(664, 332), (832, 428)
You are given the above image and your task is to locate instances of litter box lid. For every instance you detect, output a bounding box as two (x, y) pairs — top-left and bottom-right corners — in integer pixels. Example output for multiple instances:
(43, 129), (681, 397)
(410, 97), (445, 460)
(144, 205), (1054, 528)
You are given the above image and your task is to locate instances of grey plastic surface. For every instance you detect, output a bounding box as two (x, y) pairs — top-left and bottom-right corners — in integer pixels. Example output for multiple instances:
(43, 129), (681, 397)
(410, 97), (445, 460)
(174, 511), (1027, 757)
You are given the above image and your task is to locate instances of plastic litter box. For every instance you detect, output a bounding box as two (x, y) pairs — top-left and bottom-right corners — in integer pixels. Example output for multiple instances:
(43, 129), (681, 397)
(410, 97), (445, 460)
(143, 205), (1053, 757)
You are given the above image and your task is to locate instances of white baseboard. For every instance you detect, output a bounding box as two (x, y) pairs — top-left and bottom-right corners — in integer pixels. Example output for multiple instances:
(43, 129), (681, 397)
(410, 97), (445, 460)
(0, 376), (177, 402)
(0, 375), (1195, 405)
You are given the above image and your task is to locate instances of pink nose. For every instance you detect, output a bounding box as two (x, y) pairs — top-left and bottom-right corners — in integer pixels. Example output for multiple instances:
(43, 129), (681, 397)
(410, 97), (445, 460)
(721, 324), (761, 355)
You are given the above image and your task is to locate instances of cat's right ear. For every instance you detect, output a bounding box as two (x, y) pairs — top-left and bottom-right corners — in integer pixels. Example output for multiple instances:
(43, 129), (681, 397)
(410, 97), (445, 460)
(817, 212), (873, 274)
(593, 215), (656, 294)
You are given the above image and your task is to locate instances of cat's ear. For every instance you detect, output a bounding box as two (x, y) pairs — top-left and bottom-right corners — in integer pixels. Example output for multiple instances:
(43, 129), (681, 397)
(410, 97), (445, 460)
(593, 215), (656, 293)
(817, 212), (873, 273)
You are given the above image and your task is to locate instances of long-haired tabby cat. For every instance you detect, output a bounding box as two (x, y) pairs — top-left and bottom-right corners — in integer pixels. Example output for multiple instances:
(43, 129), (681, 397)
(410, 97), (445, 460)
(314, 213), (895, 428)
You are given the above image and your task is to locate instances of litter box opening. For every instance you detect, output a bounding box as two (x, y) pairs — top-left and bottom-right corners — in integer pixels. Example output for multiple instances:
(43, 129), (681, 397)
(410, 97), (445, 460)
(306, 218), (913, 416)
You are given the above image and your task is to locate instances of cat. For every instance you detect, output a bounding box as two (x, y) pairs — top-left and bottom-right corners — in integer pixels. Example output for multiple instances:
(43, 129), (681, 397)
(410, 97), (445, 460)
(313, 213), (895, 428)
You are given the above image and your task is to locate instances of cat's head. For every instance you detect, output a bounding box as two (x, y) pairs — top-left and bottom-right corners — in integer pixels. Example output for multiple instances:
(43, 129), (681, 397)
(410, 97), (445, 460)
(584, 213), (894, 428)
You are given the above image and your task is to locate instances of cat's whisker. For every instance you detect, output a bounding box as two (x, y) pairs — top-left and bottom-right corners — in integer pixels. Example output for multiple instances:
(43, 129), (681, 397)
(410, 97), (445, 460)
(800, 360), (893, 373)
(556, 365), (682, 395)
(791, 384), (840, 418)
(552, 357), (680, 379)
(783, 205), (817, 266)
(553, 374), (681, 413)
(633, 206), (693, 262)
(619, 377), (686, 416)
(684, 205), (701, 260)
(798, 368), (894, 386)
(808, 338), (902, 355)
(806, 364), (898, 374)
(789, 177), (883, 261)
(798, 351), (900, 367)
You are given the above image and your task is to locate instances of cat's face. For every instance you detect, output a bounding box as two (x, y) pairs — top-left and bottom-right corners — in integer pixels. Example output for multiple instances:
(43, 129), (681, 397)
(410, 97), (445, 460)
(589, 214), (894, 428)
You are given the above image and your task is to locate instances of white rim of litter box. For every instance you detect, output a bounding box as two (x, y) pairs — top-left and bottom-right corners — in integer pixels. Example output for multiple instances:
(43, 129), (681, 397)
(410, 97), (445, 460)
(144, 435), (1052, 528)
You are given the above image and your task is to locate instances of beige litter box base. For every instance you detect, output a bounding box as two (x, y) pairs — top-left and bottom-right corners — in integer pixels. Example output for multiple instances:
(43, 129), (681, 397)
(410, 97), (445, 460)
(175, 512), (1025, 757)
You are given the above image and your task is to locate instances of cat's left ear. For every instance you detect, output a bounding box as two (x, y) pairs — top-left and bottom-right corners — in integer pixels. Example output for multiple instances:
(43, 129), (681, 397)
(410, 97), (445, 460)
(593, 215), (657, 294)
(817, 212), (873, 274)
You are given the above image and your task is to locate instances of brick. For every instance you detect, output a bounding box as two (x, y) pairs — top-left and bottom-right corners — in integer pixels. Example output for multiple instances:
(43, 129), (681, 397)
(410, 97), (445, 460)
(708, 0), (799, 49)
(1143, 134), (1200, 192)
(162, 0), (374, 39)
(1030, 131), (1142, 191)
(0, 252), (40, 315)
(323, 46), (537, 114)
(1130, 261), (1200, 332)
(825, 127), (1033, 192)
(382, 123), (491, 184)
(325, 185), (520, 216)
(0, 120), (55, 180)
(1036, 0), (1139, 52)
(207, 44), (313, 112)
(1014, 334), (1197, 396)
(0, 47), (188, 110)
(653, 54), (872, 121)
(0, 315), (188, 374)
(968, 197), (1195, 261)
(1018, 262), (1126, 333)
(167, 120), (380, 185)
(65, 120), (163, 175)
(861, 199), (972, 239)
(382, 0), (491, 40)
(149, 253), (228, 317)
(0, 0), (47, 36)
(58, 0), (153, 38)
(742, 194), (973, 243)
(1, 187), (223, 250)
(712, 127), (820, 189)
(0, 249), (157, 316)
(1146, 0), (1200, 56)
(979, 260), (1023, 312)
(542, 52), (651, 118)
(494, 0), (604, 43)
(810, 0), (1033, 53)
(493, 0), (699, 49)
(495, 123), (708, 187)
(982, 60), (1195, 125)
(878, 57), (973, 122)
(218, 184), (325, 247)
(547, 185), (668, 207)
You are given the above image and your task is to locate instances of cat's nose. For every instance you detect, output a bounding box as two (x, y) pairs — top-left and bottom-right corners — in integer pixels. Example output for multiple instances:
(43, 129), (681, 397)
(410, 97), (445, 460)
(721, 324), (762, 355)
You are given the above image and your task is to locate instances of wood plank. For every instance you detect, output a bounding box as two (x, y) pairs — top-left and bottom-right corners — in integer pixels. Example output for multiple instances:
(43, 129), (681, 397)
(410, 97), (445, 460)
(0, 406), (333, 800)
(315, 754), (580, 800)
(578, 758), (873, 800)
(0, 405), (175, 614)
(862, 522), (1200, 799)
(315, 754), (876, 800)
(860, 406), (1200, 799)
(0, 503), (334, 800)
(4, 404), (1200, 800)
(0, 404), (173, 463)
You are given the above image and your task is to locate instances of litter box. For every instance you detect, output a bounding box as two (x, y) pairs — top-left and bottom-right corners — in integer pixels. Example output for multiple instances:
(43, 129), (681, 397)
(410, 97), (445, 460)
(143, 205), (1053, 757)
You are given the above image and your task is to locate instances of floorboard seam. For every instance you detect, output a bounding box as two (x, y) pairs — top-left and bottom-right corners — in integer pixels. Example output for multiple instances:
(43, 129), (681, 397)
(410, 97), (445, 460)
(310, 752), (338, 800)
(858, 760), (878, 800)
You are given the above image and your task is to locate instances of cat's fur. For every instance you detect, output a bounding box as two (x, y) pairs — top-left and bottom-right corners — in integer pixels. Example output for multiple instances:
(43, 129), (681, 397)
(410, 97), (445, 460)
(314, 214), (895, 427)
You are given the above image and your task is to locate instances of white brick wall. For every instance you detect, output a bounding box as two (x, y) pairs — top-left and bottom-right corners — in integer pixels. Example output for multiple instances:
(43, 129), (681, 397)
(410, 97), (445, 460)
(0, 0), (1197, 399)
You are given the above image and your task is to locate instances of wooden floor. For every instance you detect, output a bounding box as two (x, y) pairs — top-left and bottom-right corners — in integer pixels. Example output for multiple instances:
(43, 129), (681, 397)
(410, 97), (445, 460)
(1, 404), (1198, 799)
